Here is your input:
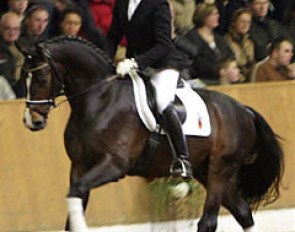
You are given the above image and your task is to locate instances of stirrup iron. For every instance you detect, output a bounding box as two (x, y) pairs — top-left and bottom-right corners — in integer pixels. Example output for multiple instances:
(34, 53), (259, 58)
(170, 158), (192, 178)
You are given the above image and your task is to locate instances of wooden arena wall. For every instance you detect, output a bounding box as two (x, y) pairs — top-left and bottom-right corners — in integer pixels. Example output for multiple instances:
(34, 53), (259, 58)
(0, 81), (294, 231)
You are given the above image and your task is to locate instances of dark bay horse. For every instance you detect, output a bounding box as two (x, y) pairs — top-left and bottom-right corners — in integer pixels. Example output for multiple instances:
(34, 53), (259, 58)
(19, 37), (284, 232)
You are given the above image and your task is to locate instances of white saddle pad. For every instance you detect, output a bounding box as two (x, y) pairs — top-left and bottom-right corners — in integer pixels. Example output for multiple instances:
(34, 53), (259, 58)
(129, 70), (211, 137)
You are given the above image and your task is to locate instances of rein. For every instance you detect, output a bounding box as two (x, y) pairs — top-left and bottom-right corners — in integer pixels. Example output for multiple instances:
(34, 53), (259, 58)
(55, 74), (118, 107)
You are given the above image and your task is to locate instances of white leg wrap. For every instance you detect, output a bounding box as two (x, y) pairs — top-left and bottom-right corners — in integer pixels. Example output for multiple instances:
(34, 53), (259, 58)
(244, 225), (257, 232)
(67, 197), (88, 232)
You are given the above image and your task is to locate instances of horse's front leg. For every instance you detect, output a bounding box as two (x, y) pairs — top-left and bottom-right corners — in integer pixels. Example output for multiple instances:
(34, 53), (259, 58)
(65, 165), (91, 232)
(66, 154), (129, 232)
(65, 181), (90, 231)
(197, 161), (236, 232)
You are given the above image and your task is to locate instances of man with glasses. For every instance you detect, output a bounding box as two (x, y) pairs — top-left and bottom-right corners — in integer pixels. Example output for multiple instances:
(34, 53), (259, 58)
(0, 11), (23, 94)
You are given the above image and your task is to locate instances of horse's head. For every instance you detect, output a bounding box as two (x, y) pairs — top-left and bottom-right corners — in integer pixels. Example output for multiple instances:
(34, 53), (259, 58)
(18, 43), (59, 131)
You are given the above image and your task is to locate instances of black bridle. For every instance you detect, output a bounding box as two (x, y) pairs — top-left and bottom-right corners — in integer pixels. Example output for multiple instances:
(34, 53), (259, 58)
(24, 53), (119, 111)
(24, 62), (57, 108)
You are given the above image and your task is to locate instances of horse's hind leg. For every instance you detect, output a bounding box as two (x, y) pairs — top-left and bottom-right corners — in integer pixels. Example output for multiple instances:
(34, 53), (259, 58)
(197, 178), (223, 232)
(197, 160), (237, 232)
(221, 184), (256, 232)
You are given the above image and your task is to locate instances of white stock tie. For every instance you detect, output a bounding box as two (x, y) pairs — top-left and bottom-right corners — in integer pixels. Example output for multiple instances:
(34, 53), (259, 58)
(128, 0), (141, 20)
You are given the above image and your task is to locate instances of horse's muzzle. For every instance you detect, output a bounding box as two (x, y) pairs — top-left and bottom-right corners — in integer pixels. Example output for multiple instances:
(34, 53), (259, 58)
(23, 108), (47, 131)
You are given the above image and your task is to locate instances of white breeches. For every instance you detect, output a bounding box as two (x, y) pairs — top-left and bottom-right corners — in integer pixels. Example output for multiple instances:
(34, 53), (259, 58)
(150, 69), (179, 113)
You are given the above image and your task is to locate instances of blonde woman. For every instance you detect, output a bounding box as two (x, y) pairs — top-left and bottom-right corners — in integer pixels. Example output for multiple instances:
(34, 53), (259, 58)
(224, 8), (255, 82)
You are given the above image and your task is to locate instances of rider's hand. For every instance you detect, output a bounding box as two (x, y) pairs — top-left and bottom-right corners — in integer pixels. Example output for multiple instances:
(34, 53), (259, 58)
(116, 58), (138, 77)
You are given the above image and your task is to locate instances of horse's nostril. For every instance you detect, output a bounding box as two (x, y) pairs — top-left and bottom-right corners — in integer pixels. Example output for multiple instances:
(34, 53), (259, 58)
(33, 121), (44, 128)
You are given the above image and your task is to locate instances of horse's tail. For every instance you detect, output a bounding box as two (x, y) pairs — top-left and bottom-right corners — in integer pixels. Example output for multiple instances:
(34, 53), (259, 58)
(237, 106), (284, 209)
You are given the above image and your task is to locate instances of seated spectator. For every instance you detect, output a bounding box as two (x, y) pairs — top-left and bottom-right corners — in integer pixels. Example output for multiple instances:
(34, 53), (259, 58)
(218, 57), (244, 84)
(0, 12), (23, 89)
(88, 0), (125, 62)
(196, 0), (226, 34)
(89, 0), (114, 36)
(224, 0), (250, 30)
(252, 37), (295, 82)
(48, 0), (107, 50)
(249, 0), (289, 62)
(47, 0), (75, 36)
(17, 5), (50, 51)
(224, 8), (255, 81)
(0, 75), (16, 100)
(58, 8), (82, 36)
(175, 3), (234, 85)
(7, 0), (28, 20)
(168, 0), (195, 35)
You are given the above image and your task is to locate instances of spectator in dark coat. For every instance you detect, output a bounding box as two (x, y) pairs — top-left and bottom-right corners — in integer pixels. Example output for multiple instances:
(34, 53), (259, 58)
(249, 0), (289, 61)
(48, 0), (108, 51)
(175, 3), (234, 84)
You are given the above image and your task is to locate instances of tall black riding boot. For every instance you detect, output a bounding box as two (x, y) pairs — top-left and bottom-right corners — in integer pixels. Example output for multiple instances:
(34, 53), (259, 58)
(161, 104), (193, 178)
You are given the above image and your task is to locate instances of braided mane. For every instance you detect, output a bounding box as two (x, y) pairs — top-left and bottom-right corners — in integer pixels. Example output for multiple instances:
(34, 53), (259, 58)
(39, 36), (115, 71)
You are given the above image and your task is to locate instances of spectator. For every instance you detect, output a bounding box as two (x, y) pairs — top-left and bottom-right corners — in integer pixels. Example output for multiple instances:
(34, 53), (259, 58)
(89, 0), (114, 36)
(17, 5), (50, 51)
(218, 57), (243, 84)
(175, 3), (233, 85)
(88, 0), (125, 62)
(0, 12), (23, 89)
(224, 8), (255, 81)
(49, 0), (108, 50)
(7, 0), (28, 20)
(47, 0), (75, 36)
(249, 0), (288, 61)
(196, 0), (226, 34)
(58, 8), (82, 36)
(0, 75), (16, 100)
(168, 0), (195, 35)
(224, 0), (250, 30)
(252, 37), (295, 82)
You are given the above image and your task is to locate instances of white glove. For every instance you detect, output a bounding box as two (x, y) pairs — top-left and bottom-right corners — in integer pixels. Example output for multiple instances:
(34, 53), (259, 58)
(116, 58), (138, 76)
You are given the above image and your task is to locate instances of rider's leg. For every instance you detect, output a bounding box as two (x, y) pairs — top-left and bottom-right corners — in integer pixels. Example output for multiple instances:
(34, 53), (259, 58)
(150, 69), (193, 178)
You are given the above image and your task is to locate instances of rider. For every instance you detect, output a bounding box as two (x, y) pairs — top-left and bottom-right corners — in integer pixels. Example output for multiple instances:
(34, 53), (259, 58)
(107, 0), (193, 178)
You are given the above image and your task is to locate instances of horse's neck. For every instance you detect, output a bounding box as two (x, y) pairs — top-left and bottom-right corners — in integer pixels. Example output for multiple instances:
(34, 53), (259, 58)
(67, 79), (135, 119)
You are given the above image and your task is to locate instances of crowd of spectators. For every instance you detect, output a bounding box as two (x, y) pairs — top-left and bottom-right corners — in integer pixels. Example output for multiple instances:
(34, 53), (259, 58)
(0, 0), (295, 100)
